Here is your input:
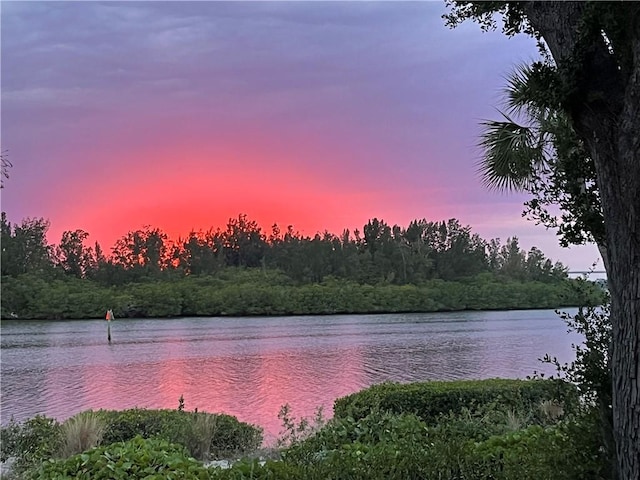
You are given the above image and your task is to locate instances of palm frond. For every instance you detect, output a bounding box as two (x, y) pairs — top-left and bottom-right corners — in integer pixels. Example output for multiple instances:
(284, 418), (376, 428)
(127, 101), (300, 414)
(1, 150), (11, 188)
(503, 63), (553, 119)
(477, 113), (545, 192)
(503, 64), (534, 116)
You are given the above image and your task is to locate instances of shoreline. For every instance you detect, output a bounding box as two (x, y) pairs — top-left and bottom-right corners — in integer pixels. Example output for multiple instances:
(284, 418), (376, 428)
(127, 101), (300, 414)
(1, 274), (605, 321)
(0, 302), (593, 321)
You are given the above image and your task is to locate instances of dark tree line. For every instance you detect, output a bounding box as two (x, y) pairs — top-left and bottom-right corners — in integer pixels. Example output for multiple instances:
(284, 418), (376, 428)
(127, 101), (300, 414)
(1, 212), (567, 286)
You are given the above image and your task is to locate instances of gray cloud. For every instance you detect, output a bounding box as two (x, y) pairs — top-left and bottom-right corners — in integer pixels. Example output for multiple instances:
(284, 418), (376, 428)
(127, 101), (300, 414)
(1, 1), (541, 229)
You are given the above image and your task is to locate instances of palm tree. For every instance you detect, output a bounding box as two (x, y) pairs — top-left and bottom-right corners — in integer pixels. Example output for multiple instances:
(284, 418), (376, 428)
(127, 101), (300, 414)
(480, 62), (615, 476)
(478, 64), (552, 192)
(477, 63), (605, 249)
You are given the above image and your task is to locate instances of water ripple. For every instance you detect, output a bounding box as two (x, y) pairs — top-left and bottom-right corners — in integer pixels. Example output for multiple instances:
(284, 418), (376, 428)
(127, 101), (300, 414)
(1, 310), (580, 438)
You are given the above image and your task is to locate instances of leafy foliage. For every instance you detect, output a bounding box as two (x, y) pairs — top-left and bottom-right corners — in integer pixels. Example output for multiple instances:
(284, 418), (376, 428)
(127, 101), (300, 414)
(538, 302), (611, 407)
(279, 407), (603, 479)
(532, 294), (615, 478)
(276, 404), (326, 449)
(208, 459), (300, 480)
(204, 397), (607, 479)
(33, 436), (211, 480)
(2, 381), (609, 480)
(468, 422), (606, 480)
(1, 408), (262, 479)
(0, 415), (62, 477)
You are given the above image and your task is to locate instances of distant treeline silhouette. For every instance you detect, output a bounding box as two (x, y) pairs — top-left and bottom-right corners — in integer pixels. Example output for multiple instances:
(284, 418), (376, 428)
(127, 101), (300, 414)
(2, 213), (567, 285)
(1, 212), (604, 319)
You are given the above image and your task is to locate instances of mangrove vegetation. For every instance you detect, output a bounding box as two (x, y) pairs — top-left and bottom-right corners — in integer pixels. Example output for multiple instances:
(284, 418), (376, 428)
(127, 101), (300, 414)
(1, 213), (603, 319)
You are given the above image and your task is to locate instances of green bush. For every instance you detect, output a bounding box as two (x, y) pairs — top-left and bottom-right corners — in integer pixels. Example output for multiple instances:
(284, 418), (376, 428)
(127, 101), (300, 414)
(208, 413), (263, 458)
(535, 301), (615, 477)
(1, 408), (261, 479)
(295, 440), (434, 480)
(333, 378), (578, 424)
(32, 436), (211, 480)
(279, 407), (604, 480)
(0, 419), (21, 462)
(276, 404), (327, 449)
(0, 415), (62, 477)
(466, 421), (606, 480)
(99, 408), (189, 445)
(283, 410), (428, 463)
(319, 410), (425, 447)
(279, 379), (584, 478)
(6, 396), (604, 480)
(283, 410), (474, 480)
(99, 408), (262, 459)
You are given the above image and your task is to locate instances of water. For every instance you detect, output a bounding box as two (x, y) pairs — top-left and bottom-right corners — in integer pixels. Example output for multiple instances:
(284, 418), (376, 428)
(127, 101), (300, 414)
(0, 310), (579, 442)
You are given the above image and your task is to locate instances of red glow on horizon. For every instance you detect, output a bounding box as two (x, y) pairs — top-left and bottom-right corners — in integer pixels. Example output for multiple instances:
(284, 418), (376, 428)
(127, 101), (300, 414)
(41, 147), (450, 252)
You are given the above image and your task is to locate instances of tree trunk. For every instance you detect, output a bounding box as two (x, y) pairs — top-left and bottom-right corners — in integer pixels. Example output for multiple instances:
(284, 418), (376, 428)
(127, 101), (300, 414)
(523, 2), (640, 479)
(595, 127), (640, 480)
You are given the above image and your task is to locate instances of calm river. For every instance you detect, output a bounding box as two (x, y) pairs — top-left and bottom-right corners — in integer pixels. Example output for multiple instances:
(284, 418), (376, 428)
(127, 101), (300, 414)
(1, 310), (579, 442)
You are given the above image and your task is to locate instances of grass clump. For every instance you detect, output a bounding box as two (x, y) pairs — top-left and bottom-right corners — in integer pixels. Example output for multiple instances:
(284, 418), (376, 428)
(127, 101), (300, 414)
(186, 412), (218, 462)
(58, 410), (105, 458)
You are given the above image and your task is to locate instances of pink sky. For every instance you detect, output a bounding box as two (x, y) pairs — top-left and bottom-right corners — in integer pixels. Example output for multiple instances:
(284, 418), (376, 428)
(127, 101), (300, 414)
(1, 1), (601, 271)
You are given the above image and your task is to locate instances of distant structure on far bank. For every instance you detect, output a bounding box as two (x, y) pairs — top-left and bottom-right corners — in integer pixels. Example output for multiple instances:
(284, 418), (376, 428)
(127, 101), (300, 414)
(567, 271), (607, 291)
(567, 270), (606, 278)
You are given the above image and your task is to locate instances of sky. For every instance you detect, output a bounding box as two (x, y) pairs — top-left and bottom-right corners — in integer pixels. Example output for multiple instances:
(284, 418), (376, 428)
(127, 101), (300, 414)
(0, 1), (602, 271)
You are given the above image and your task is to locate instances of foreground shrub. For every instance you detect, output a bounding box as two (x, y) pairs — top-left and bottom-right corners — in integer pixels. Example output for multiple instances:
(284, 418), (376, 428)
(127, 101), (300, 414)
(284, 410), (428, 462)
(283, 410), (476, 479)
(279, 408), (605, 480)
(1, 408), (261, 478)
(0, 415), (62, 477)
(535, 301), (615, 478)
(209, 413), (263, 458)
(4, 399), (607, 480)
(467, 421), (606, 480)
(99, 408), (187, 445)
(33, 436), (211, 480)
(276, 404), (326, 448)
(208, 459), (301, 480)
(99, 408), (262, 459)
(333, 378), (577, 424)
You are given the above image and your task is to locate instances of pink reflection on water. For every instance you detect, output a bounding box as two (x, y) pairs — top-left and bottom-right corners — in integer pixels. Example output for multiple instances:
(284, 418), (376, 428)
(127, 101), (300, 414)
(9, 311), (577, 439)
(251, 348), (367, 443)
(60, 343), (366, 442)
(157, 340), (188, 409)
